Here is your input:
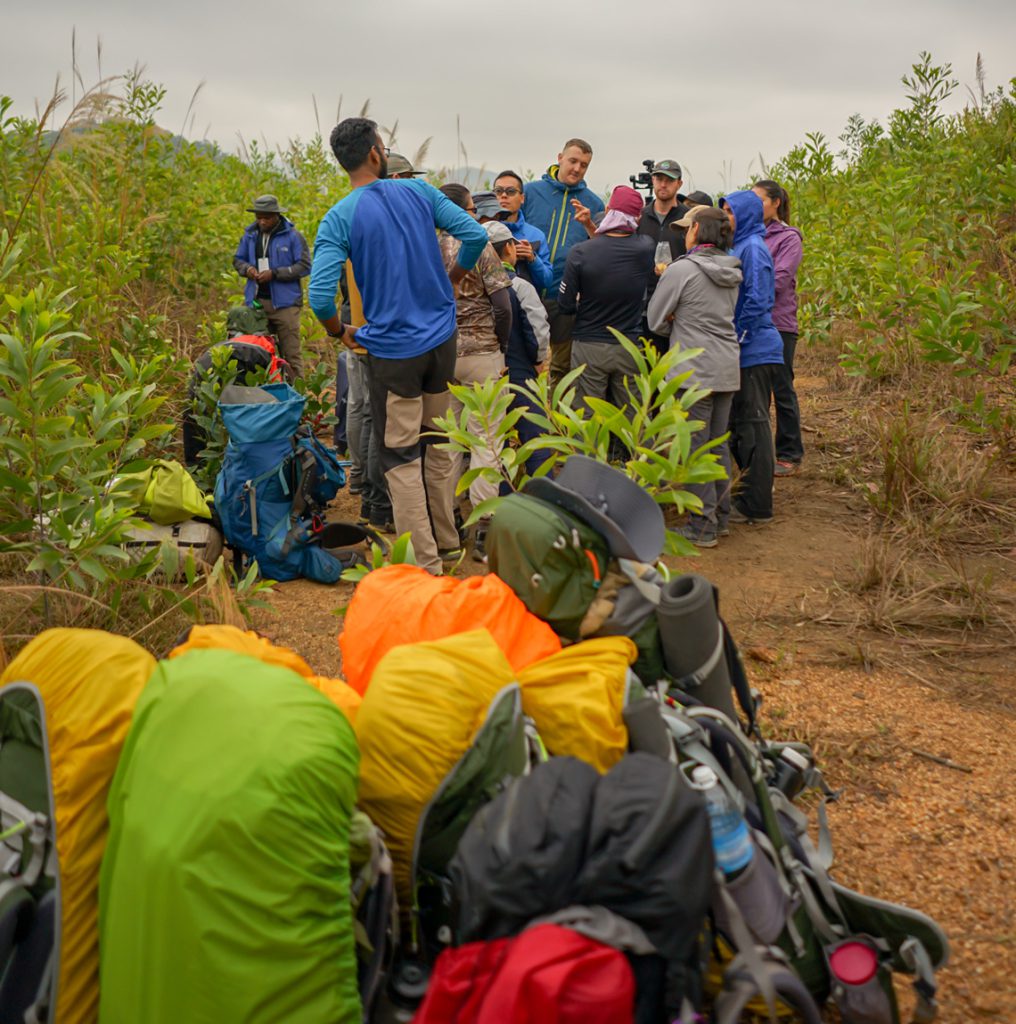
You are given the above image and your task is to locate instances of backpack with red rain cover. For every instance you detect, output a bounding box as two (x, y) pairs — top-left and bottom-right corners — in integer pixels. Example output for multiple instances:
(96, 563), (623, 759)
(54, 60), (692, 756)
(413, 923), (635, 1024)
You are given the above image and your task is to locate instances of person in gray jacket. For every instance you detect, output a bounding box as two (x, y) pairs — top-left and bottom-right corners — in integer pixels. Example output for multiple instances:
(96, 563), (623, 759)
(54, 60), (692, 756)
(647, 206), (742, 547)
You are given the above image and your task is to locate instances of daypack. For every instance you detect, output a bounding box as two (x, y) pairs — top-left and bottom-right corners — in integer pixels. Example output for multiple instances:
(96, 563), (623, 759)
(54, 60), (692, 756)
(354, 631), (528, 968)
(486, 492), (665, 683)
(183, 333), (288, 464)
(652, 699), (950, 1023)
(449, 753), (714, 1020)
(98, 648), (362, 1024)
(214, 382), (348, 583)
(0, 629), (155, 1024)
(339, 563), (561, 695)
(414, 923), (637, 1024)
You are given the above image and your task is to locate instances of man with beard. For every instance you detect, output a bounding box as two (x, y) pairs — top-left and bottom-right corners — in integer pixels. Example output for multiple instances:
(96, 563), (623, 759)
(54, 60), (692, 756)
(637, 159), (690, 353)
(309, 118), (488, 573)
(233, 195), (311, 378)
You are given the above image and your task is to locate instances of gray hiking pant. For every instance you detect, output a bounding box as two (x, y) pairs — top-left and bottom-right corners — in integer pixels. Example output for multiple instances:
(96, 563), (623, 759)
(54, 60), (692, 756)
(685, 392), (734, 530)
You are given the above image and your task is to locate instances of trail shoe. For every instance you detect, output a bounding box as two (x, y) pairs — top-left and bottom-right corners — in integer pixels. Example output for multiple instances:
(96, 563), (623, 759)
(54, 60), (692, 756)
(357, 498), (371, 525)
(369, 507), (396, 534)
(472, 520), (490, 564)
(440, 547), (465, 565)
(728, 505), (773, 525)
(717, 518), (730, 537)
(680, 523), (718, 549)
(774, 460), (801, 477)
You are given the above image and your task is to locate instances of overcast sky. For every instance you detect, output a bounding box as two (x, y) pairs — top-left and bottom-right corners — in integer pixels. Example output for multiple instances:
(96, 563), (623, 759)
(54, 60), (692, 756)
(4, 1), (1014, 197)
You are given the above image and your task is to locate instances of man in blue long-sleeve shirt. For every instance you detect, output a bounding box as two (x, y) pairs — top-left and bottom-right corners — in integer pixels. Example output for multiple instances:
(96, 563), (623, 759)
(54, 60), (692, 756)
(309, 117), (489, 573)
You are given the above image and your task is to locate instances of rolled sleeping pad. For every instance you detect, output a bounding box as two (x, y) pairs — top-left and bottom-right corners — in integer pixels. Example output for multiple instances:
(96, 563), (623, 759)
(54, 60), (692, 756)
(656, 574), (738, 723)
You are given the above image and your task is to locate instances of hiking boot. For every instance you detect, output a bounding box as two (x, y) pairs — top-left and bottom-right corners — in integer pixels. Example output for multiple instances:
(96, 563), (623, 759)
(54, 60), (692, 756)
(369, 507), (396, 534)
(679, 523), (718, 549)
(357, 498), (371, 525)
(472, 520), (490, 564)
(717, 519), (730, 537)
(728, 505), (773, 525)
(774, 460), (801, 477)
(440, 547), (465, 565)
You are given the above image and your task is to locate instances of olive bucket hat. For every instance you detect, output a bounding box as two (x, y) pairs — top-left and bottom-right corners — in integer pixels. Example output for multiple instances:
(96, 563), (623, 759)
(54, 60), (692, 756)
(523, 455), (665, 563)
(247, 194), (285, 214)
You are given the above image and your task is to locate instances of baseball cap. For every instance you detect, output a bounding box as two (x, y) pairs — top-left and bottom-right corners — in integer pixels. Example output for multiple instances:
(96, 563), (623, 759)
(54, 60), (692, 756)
(651, 160), (682, 180)
(683, 190), (714, 208)
(387, 152), (426, 176)
(484, 221), (513, 245)
(671, 207), (703, 229)
(472, 191), (505, 220)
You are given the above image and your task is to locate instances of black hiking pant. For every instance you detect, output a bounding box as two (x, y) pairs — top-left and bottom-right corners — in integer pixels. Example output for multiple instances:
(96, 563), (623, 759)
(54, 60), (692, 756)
(773, 331), (804, 464)
(729, 364), (776, 519)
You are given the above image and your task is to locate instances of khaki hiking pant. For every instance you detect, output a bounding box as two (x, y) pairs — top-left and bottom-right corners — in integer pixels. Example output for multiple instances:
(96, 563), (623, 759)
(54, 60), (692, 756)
(450, 351), (508, 510)
(367, 335), (459, 574)
(260, 298), (303, 380)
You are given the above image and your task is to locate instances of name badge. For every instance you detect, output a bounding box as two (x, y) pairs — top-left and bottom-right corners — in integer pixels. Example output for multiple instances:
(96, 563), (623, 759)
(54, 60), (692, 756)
(257, 257), (270, 273)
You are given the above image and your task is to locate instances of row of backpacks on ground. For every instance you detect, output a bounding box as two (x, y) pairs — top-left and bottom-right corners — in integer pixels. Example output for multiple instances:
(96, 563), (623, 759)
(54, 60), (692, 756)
(1, 454), (948, 1023)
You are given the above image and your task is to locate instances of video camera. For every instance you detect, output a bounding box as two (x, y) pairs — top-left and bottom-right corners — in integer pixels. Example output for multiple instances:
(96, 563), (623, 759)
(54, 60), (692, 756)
(629, 158), (656, 196)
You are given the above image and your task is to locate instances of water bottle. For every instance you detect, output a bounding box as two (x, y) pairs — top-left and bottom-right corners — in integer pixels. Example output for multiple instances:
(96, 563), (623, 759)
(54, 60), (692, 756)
(693, 765), (753, 877)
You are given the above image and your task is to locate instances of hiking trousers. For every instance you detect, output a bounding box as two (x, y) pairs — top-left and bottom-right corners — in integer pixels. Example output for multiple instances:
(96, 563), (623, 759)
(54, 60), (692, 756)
(368, 335), (459, 574)
(450, 351), (507, 509)
(260, 298), (303, 380)
(729, 364), (776, 519)
(685, 392), (734, 530)
(347, 352), (390, 518)
(571, 339), (639, 409)
(773, 330), (804, 464)
(543, 298), (575, 389)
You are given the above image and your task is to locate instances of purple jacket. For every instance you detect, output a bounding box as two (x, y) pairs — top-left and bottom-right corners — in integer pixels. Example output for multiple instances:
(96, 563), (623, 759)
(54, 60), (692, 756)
(763, 220), (803, 333)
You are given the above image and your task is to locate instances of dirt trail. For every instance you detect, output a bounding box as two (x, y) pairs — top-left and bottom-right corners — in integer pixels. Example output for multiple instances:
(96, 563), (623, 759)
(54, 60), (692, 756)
(256, 346), (1016, 1020)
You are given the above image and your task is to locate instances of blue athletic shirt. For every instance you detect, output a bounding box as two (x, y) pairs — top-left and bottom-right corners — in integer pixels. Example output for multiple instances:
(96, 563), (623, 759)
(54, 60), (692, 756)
(309, 178), (488, 359)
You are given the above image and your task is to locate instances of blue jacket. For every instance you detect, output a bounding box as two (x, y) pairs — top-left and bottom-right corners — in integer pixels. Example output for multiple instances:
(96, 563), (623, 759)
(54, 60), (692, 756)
(503, 209), (553, 293)
(723, 190), (784, 369)
(523, 168), (605, 295)
(504, 270), (540, 383)
(309, 178), (488, 360)
(233, 217), (310, 310)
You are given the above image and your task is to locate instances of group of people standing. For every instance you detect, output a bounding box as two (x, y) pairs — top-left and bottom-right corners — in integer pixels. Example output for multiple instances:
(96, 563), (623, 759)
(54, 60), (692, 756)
(237, 118), (804, 571)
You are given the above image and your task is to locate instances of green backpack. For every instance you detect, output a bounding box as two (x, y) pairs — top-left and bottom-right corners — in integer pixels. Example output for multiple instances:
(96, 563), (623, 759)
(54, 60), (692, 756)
(486, 492), (609, 641)
(486, 493), (665, 682)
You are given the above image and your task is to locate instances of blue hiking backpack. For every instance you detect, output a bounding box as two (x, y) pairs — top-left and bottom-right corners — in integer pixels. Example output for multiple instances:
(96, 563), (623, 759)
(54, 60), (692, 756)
(214, 383), (347, 583)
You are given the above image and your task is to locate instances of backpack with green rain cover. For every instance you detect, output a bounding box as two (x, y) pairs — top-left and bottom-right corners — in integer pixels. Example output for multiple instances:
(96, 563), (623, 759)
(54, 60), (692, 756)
(98, 648), (362, 1024)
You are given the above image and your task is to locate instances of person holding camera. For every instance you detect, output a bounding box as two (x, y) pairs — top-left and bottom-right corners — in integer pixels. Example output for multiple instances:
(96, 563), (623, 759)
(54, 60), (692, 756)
(637, 159), (691, 353)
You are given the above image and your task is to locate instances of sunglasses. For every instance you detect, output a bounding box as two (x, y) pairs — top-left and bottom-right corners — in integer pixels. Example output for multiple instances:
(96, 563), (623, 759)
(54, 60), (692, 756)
(493, 186), (521, 197)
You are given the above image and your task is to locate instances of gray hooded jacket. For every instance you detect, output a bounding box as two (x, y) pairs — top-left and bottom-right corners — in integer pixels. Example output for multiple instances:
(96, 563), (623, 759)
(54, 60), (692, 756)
(646, 248), (743, 392)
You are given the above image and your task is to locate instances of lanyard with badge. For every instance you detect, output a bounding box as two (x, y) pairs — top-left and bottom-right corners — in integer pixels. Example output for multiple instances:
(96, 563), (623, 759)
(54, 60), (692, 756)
(257, 231), (271, 274)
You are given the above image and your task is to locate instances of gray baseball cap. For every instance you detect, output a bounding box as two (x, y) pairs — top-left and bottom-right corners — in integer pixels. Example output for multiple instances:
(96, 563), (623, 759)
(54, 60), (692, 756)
(387, 152), (426, 176)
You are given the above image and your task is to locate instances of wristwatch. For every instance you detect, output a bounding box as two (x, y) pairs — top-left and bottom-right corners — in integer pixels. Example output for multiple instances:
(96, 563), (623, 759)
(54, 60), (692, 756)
(327, 323), (347, 340)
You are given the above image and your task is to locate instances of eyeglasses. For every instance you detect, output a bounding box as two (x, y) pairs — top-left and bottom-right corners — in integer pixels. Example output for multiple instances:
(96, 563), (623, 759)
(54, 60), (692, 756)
(493, 187), (521, 197)
(375, 143), (390, 157)
(465, 206), (477, 214)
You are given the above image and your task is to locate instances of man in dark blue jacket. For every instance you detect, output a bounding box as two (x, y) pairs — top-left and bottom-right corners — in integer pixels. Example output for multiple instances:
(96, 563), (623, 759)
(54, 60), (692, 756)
(233, 195), (311, 378)
(720, 190), (785, 525)
(523, 139), (605, 385)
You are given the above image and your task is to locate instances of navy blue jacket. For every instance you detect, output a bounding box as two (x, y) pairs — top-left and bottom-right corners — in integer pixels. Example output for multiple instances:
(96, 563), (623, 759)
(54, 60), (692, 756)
(504, 270), (541, 384)
(722, 190), (784, 369)
(233, 217), (310, 310)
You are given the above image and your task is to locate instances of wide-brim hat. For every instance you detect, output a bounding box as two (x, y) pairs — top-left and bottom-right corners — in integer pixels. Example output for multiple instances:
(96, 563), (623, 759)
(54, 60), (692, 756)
(387, 152), (426, 176)
(523, 455), (665, 563)
(247, 194), (285, 215)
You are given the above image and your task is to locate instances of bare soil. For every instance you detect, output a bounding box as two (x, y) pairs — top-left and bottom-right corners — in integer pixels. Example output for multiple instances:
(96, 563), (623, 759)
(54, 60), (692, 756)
(254, 344), (1016, 1021)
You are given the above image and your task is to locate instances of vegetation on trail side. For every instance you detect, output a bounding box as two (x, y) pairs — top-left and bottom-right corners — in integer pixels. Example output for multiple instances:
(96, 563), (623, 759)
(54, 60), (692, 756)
(0, 53), (1013, 659)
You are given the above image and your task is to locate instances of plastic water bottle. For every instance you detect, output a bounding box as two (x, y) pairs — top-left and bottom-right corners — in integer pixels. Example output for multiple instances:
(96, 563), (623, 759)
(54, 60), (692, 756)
(693, 765), (753, 876)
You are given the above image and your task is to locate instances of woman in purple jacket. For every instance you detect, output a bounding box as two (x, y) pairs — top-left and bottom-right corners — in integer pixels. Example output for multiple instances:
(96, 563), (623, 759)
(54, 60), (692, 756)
(753, 180), (804, 476)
